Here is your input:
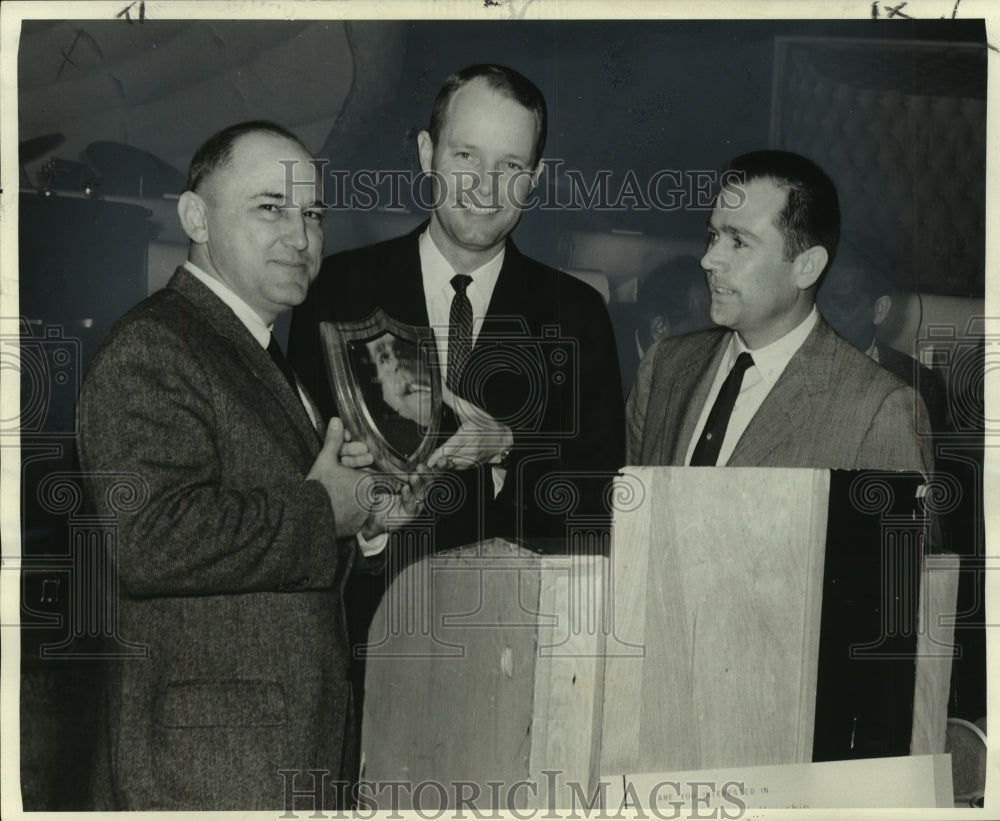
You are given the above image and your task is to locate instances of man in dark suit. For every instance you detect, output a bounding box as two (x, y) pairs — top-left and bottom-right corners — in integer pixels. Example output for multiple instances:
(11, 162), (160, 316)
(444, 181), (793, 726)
(289, 67), (623, 750)
(627, 150), (931, 472)
(290, 64), (624, 552)
(817, 255), (949, 431)
(77, 121), (419, 810)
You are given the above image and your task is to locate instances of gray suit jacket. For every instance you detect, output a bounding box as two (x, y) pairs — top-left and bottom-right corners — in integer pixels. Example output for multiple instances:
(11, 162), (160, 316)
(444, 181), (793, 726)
(626, 317), (931, 472)
(77, 268), (356, 810)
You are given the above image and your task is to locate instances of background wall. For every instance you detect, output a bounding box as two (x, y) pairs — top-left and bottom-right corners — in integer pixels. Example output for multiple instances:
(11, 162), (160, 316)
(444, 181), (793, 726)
(18, 17), (987, 280)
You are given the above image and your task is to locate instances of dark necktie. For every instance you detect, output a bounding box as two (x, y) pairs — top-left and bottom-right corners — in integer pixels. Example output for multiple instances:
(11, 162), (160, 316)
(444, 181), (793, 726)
(690, 351), (755, 466)
(266, 334), (299, 395)
(447, 274), (474, 394)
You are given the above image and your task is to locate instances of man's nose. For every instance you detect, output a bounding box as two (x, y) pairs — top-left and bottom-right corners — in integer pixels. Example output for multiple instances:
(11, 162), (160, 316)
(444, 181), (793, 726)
(476, 164), (495, 194)
(701, 241), (724, 273)
(283, 211), (310, 250)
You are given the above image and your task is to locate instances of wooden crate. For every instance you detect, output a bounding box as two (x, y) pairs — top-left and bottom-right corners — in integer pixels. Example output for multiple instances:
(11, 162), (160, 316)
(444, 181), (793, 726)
(360, 469), (957, 810)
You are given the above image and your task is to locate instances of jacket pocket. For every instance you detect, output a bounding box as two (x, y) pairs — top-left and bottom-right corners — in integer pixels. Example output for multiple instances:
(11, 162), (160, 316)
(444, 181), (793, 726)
(156, 679), (285, 728)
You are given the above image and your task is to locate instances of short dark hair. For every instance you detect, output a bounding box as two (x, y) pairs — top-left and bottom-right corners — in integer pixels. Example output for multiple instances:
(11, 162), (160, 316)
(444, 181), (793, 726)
(428, 64), (547, 167)
(725, 150), (841, 280)
(185, 120), (306, 193)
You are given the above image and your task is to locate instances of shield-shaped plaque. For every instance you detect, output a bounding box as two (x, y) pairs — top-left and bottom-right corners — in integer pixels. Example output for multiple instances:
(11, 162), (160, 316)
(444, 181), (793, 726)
(319, 310), (443, 477)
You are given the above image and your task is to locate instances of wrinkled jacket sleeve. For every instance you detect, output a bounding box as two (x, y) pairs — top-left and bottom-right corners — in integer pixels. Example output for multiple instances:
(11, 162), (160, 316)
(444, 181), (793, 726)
(77, 316), (348, 598)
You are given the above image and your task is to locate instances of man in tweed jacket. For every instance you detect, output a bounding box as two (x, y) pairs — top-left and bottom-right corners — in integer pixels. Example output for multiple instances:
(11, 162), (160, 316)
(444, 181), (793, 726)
(627, 150), (931, 473)
(77, 122), (417, 810)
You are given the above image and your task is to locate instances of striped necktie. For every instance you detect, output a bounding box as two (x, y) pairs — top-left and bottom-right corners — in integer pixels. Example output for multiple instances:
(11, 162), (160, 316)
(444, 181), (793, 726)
(447, 274), (474, 394)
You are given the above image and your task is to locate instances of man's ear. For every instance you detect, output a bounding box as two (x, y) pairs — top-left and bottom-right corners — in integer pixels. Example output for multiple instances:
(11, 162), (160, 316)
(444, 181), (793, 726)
(417, 130), (434, 175)
(177, 191), (209, 244)
(649, 315), (670, 344)
(792, 245), (829, 291)
(527, 158), (545, 190)
(873, 294), (892, 326)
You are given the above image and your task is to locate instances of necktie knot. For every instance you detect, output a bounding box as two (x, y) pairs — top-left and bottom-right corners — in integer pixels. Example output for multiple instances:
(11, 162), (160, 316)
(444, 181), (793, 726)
(451, 274), (473, 295)
(732, 351), (754, 376)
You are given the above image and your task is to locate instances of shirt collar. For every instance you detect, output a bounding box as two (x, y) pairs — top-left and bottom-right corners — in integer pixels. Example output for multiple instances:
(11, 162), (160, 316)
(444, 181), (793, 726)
(183, 260), (272, 349)
(418, 229), (505, 302)
(728, 306), (819, 388)
(865, 338), (880, 363)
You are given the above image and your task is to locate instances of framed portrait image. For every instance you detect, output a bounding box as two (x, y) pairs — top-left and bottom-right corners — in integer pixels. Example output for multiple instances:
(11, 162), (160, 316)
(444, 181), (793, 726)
(320, 309), (443, 477)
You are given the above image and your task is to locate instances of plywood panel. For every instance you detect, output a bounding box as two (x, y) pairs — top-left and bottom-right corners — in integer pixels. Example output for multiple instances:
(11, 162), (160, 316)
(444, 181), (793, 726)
(529, 553), (607, 809)
(911, 553), (960, 756)
(361, 539), (607, 810)
(601, 467), (831, 775)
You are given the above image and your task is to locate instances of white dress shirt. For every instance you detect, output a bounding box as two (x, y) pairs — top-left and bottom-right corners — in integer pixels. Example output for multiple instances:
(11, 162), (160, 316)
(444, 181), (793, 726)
(418, 230), (508, 493)
(418, 230), (504, 385)
(685, 307), (819, 466)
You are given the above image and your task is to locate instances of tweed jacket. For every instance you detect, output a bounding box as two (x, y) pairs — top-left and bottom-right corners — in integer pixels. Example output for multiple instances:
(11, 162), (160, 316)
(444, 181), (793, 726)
(626, 317), (932, 473)
(77, 268), (358, 810)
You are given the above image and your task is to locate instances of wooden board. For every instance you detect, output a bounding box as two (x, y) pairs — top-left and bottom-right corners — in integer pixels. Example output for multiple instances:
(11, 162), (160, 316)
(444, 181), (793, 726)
(600, 467), (831, 775)
(361, 538), (607, 810)
(910, 552), (960, 756)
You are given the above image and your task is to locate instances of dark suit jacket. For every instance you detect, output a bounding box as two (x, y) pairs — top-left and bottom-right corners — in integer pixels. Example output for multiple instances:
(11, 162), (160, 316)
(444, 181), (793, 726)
(626, 317), (932, 472)
(77, 268), (359, 810)
(608, 301), (641, 400)
(876, 341), (949, 432)
(288, 226), (626, 550)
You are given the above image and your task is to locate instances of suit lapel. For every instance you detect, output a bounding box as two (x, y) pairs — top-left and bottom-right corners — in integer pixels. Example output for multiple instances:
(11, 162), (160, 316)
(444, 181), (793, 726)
(728, 372), (805, 467)
(666, 333), (730, 464)
(169, 268), (322, 451)
(476, 240), (534, 339)
(379, 226), (432, 328)
(728, 318), (835, 466)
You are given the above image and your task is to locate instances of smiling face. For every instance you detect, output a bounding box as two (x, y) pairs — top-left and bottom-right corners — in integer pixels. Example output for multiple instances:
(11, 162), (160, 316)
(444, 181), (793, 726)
(180, 131), (324, 325)
(701, 178), (818, 349)
(367, 335), (433, 427)
(417, 78), (540, 274)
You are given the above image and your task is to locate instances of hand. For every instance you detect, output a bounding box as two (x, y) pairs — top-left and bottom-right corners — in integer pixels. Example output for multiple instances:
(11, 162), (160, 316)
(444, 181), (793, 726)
(359, 465), (430, 540)
(428, 395), (513, 471)
(339, 425), (374, 469)
(306, 418), (369, 538)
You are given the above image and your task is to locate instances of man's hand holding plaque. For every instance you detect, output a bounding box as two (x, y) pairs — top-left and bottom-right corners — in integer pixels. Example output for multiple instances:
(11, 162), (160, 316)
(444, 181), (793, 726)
(328, 425), (430, 541)
(308, 418), (429, 546)
(427, 393), (514, 471)
(357, 466), (431, 541)
(306, 418), (372, 539)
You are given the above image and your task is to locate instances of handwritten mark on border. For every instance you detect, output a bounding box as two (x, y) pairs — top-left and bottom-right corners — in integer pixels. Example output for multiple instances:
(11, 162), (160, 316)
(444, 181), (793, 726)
(116, 1), (145, 24)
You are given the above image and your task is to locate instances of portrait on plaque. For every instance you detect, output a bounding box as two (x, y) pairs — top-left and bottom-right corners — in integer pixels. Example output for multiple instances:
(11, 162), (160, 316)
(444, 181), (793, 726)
(320, 310), (442, 476)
